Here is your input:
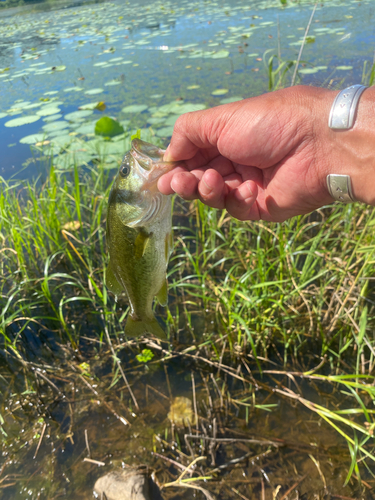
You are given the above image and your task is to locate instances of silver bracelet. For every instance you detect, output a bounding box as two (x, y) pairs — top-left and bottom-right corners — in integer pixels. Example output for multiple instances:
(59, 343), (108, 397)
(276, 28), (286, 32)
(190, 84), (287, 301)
(328, 84), (367, 130)
(326, 174), (356, 203)
(326, 85), (366, 203)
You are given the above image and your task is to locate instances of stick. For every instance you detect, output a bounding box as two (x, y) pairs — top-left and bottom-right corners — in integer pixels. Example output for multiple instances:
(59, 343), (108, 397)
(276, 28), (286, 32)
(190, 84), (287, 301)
(184, 435), (281, 447)
(291, 2), (318, 86)
(192, 372), (198, 435)
(33, 423), (47, 460)
(85, 429), (91, 458)
(83, 458), (105, 466)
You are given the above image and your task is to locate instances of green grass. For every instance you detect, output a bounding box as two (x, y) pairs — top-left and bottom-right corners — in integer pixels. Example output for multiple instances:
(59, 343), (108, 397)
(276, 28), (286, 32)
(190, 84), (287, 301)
(1, 153), (375, 495)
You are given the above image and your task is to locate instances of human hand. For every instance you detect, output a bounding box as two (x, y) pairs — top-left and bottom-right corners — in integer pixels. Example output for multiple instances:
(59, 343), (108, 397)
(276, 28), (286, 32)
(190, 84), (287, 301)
(157, 86), (345, 222)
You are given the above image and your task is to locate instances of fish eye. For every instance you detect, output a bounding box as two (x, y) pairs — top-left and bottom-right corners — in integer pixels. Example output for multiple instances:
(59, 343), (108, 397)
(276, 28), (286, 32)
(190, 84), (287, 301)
(120, 161), (131, 177)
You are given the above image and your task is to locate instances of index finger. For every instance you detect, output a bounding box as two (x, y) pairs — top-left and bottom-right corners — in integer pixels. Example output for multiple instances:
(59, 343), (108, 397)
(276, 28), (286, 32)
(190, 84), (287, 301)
(163, 105), (233, 162)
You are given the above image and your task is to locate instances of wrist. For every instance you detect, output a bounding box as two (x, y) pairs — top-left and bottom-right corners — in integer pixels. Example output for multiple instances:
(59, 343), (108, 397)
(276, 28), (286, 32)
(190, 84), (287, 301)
(324, 85), (375, 205)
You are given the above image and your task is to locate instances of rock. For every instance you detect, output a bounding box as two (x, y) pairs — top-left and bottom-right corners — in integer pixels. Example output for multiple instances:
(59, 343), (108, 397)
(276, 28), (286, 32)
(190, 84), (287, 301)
(93, 465), (164, 500)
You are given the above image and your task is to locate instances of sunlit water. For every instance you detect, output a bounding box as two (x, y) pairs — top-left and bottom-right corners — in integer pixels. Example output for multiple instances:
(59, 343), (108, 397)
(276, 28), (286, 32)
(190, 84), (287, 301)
(0, 0), (374, 179)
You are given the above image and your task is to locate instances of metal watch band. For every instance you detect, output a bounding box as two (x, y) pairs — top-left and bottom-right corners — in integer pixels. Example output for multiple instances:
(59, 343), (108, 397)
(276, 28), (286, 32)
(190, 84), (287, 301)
(328, 84), (367, 130)
(326, 174), (356, 203)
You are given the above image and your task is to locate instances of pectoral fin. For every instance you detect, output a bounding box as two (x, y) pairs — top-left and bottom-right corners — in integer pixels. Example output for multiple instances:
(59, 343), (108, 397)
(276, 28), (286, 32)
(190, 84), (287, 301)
(134, 230), (151, 260)
(156, 279), (168, 307)
(106, 261), (125, 299)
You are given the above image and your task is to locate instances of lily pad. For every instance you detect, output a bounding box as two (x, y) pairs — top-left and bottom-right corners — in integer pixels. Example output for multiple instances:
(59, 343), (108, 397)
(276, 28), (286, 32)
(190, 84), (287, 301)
(148, 117), (166, 125)
(336, 66), (353, 70)
(212, 89), (229, 96)
(19, 103), (42, 110)
(121, 104), (148, 113)
(211, 50), (230, 59)
(10, 101), (31, 109)
(155, 126), (174, 137)
(0, 112), (7, 119)
(299, 68), (319, 74)
(4, 115), (40, 127)
(75, 123), (96, 135)
(19, 133), (47, 145)
(104, 80), (122, 86)
(51, 65), (66, 71)
(42, 121), (70, 133)
(53, 151), (93, 169)
(177, 103), (206, 114)
(43, 114), (63, 122)
(36, 106), (61, 117)
(51, 135), (74, 148)
(64, 110), (94, 121)
(220, 96), (243, 104)
(78, 101), (105, 111)
(85, 88), (104, 95)
(63, 87), (84, 92)
(95, 116), (124, 138)
(163, 115), (180, 127)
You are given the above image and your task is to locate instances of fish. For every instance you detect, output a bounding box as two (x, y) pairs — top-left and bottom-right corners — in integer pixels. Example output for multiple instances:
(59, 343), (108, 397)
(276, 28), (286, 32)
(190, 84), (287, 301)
(106, 138), (178, 339)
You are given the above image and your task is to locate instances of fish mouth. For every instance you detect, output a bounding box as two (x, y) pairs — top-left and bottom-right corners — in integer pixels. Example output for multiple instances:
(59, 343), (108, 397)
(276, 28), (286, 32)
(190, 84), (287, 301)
(130, 139), (177, 192)
(131, 138), (164, 166)
(131, 139), (164, 171)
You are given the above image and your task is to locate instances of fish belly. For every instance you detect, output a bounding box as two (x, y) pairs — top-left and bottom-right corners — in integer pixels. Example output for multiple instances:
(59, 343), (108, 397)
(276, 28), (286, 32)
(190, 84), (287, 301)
(107, 200), (172, 338)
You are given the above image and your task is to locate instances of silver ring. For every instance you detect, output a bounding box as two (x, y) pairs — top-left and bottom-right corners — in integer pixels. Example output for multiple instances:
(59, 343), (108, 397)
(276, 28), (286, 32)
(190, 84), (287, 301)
(328, 84), (367, 130)
(326, 174), (356, 203)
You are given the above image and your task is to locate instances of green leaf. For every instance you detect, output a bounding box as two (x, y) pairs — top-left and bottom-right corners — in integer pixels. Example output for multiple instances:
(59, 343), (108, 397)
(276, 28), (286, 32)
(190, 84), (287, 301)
(136, 349), (154, 363)
(95, 116), (124, 138)
(131, 129), (141, 140)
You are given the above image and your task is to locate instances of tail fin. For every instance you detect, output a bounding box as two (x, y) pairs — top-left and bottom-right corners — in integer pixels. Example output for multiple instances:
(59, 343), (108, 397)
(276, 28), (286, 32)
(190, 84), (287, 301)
(125, 315), (166, 339)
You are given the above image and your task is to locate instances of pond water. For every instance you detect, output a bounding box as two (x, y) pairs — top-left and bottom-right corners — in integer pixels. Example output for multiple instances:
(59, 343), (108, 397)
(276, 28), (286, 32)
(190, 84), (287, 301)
(1, 0), (375, 499)
(0, 0), (374, 180)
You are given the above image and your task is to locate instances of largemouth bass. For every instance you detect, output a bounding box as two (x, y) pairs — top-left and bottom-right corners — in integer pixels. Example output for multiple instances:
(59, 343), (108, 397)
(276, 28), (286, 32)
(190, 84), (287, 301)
(106, 138), (178, 339)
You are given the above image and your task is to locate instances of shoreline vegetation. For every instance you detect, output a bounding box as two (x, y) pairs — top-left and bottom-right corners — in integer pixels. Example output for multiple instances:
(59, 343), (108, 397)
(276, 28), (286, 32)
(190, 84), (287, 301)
(1, 152), (375, 497)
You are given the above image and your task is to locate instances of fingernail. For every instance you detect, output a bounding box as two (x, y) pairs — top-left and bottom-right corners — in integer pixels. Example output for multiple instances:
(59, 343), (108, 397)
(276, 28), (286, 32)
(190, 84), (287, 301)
(163, 145), (173, 162)
(200, 176), (213, 196)
(241, 181), (254, 200)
